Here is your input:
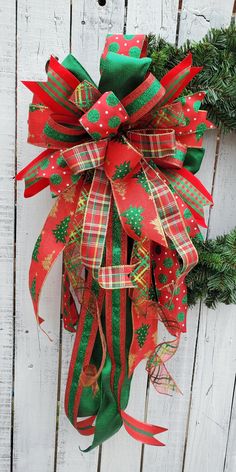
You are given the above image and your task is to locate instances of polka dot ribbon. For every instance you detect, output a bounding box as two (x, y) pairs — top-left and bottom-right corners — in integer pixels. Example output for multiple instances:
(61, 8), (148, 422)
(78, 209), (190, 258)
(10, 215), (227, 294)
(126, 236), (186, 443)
(79, 91), (129, 140)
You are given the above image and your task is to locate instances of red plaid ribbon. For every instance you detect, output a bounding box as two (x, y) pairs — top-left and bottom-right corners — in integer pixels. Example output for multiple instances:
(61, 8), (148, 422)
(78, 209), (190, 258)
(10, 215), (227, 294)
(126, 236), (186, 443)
(81, 168), (111, 270)
(142, 162), (198, 285)
(70, 80), (101, 112)
(62, 139), (108, 174)
(98, 264), (135, 289)
(127, 129), (186, 164)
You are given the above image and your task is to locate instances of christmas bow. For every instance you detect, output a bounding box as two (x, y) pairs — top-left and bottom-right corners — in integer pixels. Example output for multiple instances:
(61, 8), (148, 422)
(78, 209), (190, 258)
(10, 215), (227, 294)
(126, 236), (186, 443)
(17, 33), (214, 449)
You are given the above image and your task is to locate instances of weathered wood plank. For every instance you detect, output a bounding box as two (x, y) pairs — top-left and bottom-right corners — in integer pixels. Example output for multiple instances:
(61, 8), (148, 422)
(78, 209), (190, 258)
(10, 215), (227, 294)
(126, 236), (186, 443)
(56, 1), (125, 470)
(224, 379), (236, 471)
(183, 133), (236, 472)
(176, 1), (233, 471)
(179, 0), (235, 43)
(13, 2), (71, 471)
(6, 2), (236, 472)
(0, 2), (16, 470)
(126, 0), (179, 43)
(71, 0), (125, 82)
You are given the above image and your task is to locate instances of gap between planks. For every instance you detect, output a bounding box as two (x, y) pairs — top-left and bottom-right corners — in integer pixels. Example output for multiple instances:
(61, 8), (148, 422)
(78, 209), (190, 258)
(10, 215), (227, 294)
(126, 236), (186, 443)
(10, 1), (18, 471)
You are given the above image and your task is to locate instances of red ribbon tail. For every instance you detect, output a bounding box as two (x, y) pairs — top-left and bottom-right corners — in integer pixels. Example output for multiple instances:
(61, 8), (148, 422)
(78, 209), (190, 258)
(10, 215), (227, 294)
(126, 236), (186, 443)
(121, 410), (167, 446)
(76, 416), (96, 436)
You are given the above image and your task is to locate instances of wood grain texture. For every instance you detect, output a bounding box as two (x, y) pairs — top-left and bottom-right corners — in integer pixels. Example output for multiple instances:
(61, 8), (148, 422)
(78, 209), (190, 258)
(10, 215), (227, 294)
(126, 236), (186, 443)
(0, 2), (16, 471)
(183, 130), (236, 472)
(224, 379), (236, 472)
(126, 0), (179, 42)
(71, 0), (125, 82)
(183, 306), (236, 472)
(179, 0), (235, 43)
(13, 2), (70, 471)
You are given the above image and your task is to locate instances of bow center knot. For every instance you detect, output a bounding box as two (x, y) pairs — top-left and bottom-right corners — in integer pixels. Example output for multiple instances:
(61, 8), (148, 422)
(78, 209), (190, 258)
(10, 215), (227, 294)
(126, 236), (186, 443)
(79, 91), (129, 141)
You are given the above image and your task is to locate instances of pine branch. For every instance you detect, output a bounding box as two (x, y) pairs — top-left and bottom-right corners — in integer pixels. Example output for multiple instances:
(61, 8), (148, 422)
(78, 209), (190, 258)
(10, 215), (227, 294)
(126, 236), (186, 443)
(186, 228), (236, 308)
(148, 26), (236, 133)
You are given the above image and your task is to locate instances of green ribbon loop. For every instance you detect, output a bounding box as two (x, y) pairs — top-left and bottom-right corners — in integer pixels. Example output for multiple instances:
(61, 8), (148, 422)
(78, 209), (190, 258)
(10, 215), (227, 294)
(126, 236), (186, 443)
(184, 147), (205, 174)
(62, 54), (96, 87)
(99, 52), (152, 99)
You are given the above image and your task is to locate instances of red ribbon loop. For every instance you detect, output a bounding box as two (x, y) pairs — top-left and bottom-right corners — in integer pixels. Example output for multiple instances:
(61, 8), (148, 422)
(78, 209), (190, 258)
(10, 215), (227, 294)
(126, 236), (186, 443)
(80, 91), (128, 140)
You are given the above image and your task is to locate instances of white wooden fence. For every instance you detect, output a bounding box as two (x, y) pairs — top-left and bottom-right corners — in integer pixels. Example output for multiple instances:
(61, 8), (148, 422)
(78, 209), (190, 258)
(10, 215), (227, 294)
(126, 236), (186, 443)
(1, 1), (236, 471)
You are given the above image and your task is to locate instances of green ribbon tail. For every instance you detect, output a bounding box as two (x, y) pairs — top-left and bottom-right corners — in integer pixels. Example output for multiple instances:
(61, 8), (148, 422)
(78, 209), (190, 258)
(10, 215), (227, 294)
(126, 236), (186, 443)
(83, 298), (133, 452)
(83, 204), (133, 451)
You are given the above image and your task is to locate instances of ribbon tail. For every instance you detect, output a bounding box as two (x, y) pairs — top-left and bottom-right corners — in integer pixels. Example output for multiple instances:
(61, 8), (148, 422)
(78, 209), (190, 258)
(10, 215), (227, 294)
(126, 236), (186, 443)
(64, 273), (105, 429)
(121, 410), (167, 446)
(81, 168), (111, 271)
(146, 335), (182, 396)
(29, 182), (83, 325)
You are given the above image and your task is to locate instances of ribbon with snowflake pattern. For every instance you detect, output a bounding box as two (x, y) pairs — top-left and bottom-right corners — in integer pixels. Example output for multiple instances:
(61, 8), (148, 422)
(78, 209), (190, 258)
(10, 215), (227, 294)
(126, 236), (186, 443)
(17, 33), (214, 449)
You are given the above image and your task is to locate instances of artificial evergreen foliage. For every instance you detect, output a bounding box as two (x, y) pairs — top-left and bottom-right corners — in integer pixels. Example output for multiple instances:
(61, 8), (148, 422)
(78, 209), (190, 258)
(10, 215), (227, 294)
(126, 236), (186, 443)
(148, 26), (236, 133)
(186, 228), (236, 308)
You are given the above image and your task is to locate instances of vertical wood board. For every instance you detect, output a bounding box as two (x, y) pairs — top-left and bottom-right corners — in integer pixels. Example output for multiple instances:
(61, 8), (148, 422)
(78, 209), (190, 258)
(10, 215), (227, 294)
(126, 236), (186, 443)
(179, 0), (235, 43)
(126, 0), (179, 43)
(0, 2), (16, 471)
(14, 2), (70, 471)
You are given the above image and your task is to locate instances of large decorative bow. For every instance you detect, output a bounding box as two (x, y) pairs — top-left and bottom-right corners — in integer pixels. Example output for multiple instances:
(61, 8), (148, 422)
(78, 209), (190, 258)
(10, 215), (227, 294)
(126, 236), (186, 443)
(17, 34), (214, 450)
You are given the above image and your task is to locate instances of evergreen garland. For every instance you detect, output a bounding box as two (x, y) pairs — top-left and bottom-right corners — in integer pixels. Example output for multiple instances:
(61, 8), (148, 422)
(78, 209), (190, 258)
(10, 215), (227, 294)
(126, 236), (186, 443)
(147, 26), (236, 308)
(186, 228), (236, 308)
(148, 26), (236, 133)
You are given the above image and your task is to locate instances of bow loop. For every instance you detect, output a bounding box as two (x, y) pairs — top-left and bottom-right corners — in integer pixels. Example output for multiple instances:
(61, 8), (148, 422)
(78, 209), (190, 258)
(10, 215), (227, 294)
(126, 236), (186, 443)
(61, 139), (108, 175)
(80, 91), (128, 140)
(122, 73), (165, 125)
(70, 80), (102, 112)
(99, 52), (151, 99)
(127, 129), (186, 169)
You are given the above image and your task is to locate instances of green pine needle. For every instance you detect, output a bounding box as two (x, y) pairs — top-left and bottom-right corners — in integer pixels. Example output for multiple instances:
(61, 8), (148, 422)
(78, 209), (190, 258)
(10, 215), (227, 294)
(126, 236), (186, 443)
(148, 26), (236, 133)
(186, 228), (236, 308)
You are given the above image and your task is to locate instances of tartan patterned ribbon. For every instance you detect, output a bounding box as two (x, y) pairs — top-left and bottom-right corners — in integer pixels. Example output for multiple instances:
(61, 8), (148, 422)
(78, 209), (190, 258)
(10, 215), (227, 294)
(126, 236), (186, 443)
(17, 33), (215, 450)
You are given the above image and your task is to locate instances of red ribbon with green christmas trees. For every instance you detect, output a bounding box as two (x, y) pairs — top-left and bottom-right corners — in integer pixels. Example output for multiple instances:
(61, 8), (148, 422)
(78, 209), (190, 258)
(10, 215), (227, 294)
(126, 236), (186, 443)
(17, 33), (214, 449)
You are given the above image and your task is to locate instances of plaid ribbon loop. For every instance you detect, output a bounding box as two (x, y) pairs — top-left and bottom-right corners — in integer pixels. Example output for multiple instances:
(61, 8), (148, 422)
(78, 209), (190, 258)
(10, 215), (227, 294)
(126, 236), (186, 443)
(61, 139), (109, 174)
(127, 128), (187, 168)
